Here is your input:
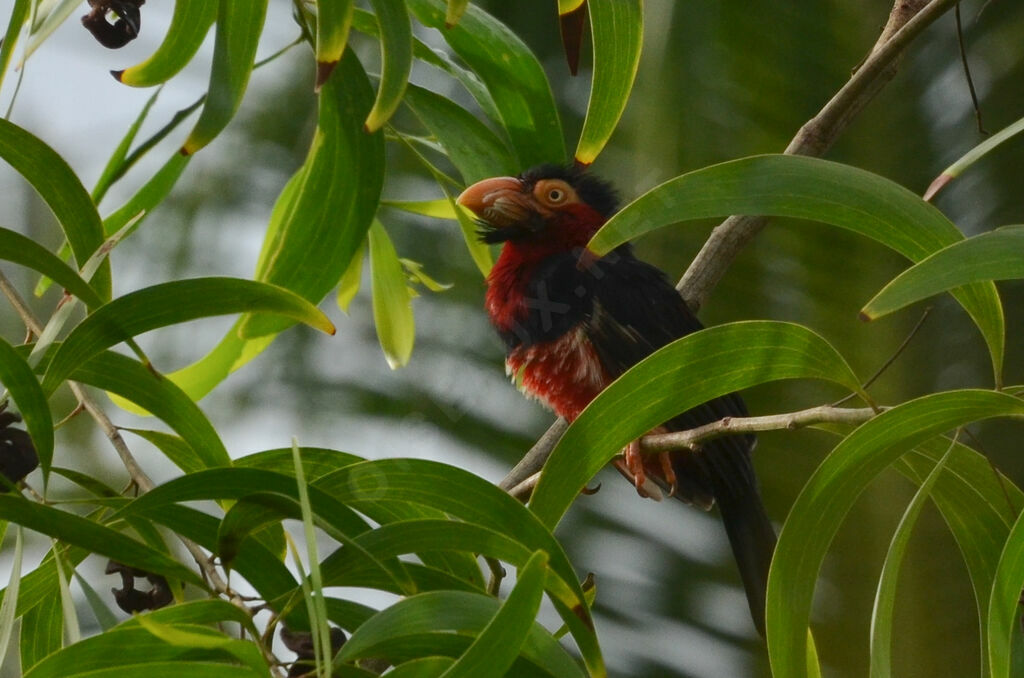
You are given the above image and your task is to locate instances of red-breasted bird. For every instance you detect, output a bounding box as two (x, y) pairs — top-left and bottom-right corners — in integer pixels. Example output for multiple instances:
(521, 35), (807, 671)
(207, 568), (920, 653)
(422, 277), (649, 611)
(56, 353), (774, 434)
(457, 164), (777, 635)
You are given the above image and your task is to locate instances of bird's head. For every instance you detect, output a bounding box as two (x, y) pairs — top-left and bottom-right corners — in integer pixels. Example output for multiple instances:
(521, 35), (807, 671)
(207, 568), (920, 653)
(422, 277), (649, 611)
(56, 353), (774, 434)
(457, 164), (618, 256)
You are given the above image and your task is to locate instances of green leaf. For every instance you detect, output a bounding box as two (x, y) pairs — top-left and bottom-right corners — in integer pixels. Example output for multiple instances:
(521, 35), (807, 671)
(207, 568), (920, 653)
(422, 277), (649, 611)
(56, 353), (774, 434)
(0, 0), (30, 93)
(444, 0), (469, 27)
(0, 119), (110, 298)
(364, 0), (412, 131)
(862, 225), (1024, 319)
(439, 551), (548, 677)
(314, 0), (354, 89)
(52, 546), (79, 645)
(587, 155), (1006, 384)
(0, 496), (204, 588)
(121, 428), (208, 475)
(574, 0), (642, 165)
(406, 0), (566, 167)
(101, 152), (192, 237)
(404, 84), (518, 184)
(384, 199), (458, 219)
(20, 593), (61, 672)
(529, 320), (866, 528)
(92, 88), (163, 204)
(767, 390), (1024, 678)
(870, 439), (955, 678)
(23, 625), (267, 678)
(181, 0), (268, 154)
(0, 337), (53, 479)
(0, 226), (103, 308)
(70, 351), (231, 469)
(113, 0), (218, 87)
(71, 570), (117, 632)
(136, 616), (269, 675)
(0, 527), (23, 668)
(41, 277), (335, 395)
(369, 221), (415, 368)
(925, 113), (1024, 201)
(239, 48), (384, 338)
(336, 238), (365, 313)
(988, 499), (1024, 677)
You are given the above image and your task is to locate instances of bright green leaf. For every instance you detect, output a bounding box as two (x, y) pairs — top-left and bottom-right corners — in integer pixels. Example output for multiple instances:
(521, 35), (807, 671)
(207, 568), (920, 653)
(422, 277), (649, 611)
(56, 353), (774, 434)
(336, 238), (365, 313)
(0, 226), (103, 308)
(364, 0), (412, 131)
(863, 225), (1024, 319)
(406, 0), (566, 167)
(529, 320), (866, 528)
(575, 0), (642, 165)
(0, 119), (109, 298)
(767, 390), (1024, 678)
(113, 0), (217, 87)
(181, 0), (268, 154)
(314, 0), (354, 89)
(369, 221), (415, 368)
(136, 616), (269, 675)
(0, 0), (30, 94)
(587, 154), (1006, 384)
(41, 277), (335, 395)
(925, 114), (1024, 201)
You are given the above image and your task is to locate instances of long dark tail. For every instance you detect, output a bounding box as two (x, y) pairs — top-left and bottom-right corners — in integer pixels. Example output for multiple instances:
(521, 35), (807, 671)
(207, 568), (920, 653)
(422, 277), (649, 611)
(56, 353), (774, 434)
(712, 468), (777, 637)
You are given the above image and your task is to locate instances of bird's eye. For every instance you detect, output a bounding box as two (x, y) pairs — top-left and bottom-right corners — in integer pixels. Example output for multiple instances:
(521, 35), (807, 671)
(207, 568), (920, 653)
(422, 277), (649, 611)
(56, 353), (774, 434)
(547, 188), (565, 202)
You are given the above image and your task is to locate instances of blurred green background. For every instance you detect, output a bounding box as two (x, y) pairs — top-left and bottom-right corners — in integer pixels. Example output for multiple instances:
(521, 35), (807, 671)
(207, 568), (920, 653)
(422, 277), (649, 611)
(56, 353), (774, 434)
(1, 0), (1023, 676)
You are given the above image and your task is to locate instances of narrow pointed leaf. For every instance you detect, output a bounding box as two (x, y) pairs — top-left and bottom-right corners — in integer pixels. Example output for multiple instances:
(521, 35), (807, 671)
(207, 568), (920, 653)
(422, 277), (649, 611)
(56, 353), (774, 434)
(0, 496), (204, 587)
(369, 221), (415, 368)
(574, 0), (642, 165)
(0, 0), (30, 93)
(315, 0), (355, 89)
(102, 152), (191, 236)
(239, 49), (384, 338)
(869, 441), (954, 678)
(336, 239), (365, 313)
(529, 321), (866, 528)
(20, 594), (60, 673)
(444, 0), (469, 27)
(441, 551), (548, 677)
(767, 390), (1024, 678)
(384, 199), (458, 219)
(925, 114), (1024, 201)
(122, 428), (207, 474)
(863, 225), (1024, 319)
(364, 0), (412, 131)
(113, 0), (217, 87)
(136, 617), (269, 675)
(92, 88), (162, 204)
(0, 119), (109, 298)
(0, 527), (23, 667)
(558, 0), (587, 76)
(988, 495), (1024, 678)
(181, 0), (268, 154)
(587, 154), (1005, 383)
(0, 226), (103, 308)
(41, 277), (333, 394)
(0, 338), (52, 479)
(69, 351), (231, 468)
(406, 0), (566, 167)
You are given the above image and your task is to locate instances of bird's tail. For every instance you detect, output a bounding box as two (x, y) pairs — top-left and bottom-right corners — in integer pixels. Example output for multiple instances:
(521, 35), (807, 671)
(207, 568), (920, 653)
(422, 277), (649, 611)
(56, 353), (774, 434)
(713, 468), (777, 637)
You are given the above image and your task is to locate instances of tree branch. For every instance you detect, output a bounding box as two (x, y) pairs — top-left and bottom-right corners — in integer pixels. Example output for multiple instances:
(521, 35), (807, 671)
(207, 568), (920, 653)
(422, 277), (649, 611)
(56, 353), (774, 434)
(499, 0), (959, 495)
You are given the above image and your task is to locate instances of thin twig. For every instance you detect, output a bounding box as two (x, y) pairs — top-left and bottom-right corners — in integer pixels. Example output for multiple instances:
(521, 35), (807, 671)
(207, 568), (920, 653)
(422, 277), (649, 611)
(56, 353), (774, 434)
(954, 3), (987, 134)
(499, 0), (961, 495)
(833, 307), (932, 407)
(639, 405), (880, 453)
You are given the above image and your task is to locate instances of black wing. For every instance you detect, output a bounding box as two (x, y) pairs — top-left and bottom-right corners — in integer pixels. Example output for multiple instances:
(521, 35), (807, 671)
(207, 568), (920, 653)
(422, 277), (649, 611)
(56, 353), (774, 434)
(583, 247), (777, 636)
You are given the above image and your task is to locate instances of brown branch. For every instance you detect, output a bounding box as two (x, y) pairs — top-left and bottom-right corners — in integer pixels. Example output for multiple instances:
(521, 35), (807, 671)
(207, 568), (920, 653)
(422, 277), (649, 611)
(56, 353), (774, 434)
(499, 0), (960, 494)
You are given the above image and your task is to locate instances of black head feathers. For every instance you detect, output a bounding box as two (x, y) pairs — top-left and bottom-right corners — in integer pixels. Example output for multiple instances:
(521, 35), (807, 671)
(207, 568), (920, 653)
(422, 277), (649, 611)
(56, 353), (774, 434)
(518, 164), (619, 218)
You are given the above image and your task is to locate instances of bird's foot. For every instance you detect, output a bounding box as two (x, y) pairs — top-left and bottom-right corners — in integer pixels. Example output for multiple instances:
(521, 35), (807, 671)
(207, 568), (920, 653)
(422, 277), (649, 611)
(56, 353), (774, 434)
(616, 441), (664, 501)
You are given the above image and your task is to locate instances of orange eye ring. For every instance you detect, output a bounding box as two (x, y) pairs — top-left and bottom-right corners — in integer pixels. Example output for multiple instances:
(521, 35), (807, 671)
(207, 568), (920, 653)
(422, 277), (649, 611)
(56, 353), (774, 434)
(534, 179), (575, 208)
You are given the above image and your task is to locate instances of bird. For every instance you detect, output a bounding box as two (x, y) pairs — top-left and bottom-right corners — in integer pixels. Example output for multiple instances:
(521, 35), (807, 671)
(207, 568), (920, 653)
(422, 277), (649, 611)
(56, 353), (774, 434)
(457, 164), (777, 636)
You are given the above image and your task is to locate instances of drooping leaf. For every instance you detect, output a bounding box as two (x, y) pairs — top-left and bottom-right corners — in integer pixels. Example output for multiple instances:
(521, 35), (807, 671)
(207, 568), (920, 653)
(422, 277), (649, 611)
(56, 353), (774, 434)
(925, 113), (1024, 201)
(336, 238), (365, 313)
(364, 0), (412, 131)
(0, 496), (204, 588)
(767, 390), (1024, 678)
(0, 119), (110, 298)
(587, 154), (1006, 383)
(869, 440), (954, 678)
(314, 0), (355, 89)
(368, 221), (415, 368)
(112, 0), (217, 87)
(557, 0), (587, 76)
(92, 88), (163, 204)
(574, 0), (642, 165)
(181, 0), (269, 154)
(529, 320), (867, 528)
(121, 428), (208, 475)
(406, 0), (566, 167)
(0, 0), (30, 93)
(40, 277), (334, 395)
(101, 152), (192, 236)
(0, 337), (52, 478)
(0, 226), (103, 308)
(862, 225), (1024, 319)
(136, 616), (269, 675)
